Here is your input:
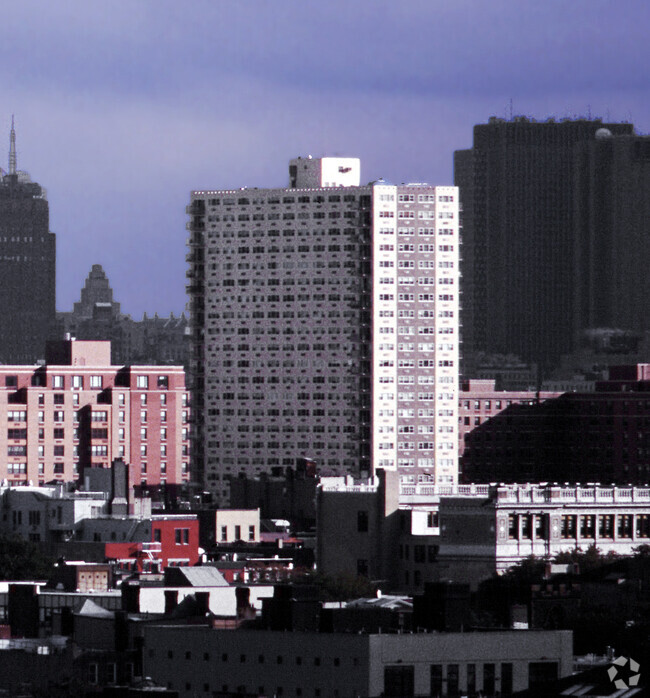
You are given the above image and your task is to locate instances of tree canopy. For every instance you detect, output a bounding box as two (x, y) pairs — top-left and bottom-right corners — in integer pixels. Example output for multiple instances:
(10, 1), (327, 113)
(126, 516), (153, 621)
(0, 533), (55, 581)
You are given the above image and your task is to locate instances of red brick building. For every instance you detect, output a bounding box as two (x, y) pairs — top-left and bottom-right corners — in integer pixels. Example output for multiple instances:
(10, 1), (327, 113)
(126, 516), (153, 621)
(461, 365), (650, 485)
(0, 339), (189, 492)
(106, 514), (200, 571)
(458, 379), (561, 460)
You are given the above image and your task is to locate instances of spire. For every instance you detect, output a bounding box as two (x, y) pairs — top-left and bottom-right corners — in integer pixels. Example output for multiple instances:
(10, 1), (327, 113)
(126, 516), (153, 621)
(8, 115), (16, 175)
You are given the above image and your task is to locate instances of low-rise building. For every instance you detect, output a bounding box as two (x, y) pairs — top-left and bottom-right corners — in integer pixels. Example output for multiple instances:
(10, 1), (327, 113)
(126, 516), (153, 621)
(143, 624), (572, 698)
(318, 473), (650, 592)
(213, 509), (260, 544)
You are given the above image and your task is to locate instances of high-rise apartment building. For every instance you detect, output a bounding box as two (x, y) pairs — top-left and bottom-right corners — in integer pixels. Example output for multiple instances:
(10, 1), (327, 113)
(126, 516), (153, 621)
(187, 157), (459, 503)
(574, 133), (650, 340)
(455, 116), (634, 376)
(0, 119), (56, 363)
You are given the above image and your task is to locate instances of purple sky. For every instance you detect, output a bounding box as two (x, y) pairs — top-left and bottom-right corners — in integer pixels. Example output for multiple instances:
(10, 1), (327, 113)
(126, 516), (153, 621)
(4, 1), (649, 316)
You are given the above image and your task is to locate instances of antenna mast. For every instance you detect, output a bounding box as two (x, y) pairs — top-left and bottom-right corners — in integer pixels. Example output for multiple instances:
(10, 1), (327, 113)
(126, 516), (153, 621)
(8, 115), (16, 175)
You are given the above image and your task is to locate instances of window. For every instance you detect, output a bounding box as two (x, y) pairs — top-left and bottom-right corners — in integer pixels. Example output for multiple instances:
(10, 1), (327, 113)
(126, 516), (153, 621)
(52, 375), (64, 389)
(157, 375), (169, 389)
(384, 665), (414, 697)
(221, 526), (227, 542)
(579, 515), (595, 539)
(483, 663), (496, 694)
(137, 375), (149, 389)
(508, 515), (518, 540)
(528, 662), (558, 687)
(72, 375), (83, 389)
(502, 662), (513, 695)
(90, 375), (103, 389)
(637, 514), (650, 538)
(235, 525), (241, 540)
(175, 528), (190, 545)
(248, 525), (255, 541)
(447, 664), (459, 696)
(88, 663), (98, 685)
(357, 510), (369, 533)
(561, 515), (577, 539)
(618, 514), (633, 538)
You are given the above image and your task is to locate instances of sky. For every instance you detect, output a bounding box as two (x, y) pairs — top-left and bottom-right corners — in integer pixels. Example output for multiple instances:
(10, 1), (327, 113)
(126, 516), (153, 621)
(3, 0), (649, 317)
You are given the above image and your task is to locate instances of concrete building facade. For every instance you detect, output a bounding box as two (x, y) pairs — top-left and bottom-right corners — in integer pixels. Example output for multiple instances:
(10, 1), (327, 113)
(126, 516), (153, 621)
(318, 474), (650, 593)
(188, 157), (459, 503)
(143, 624), (572, 698)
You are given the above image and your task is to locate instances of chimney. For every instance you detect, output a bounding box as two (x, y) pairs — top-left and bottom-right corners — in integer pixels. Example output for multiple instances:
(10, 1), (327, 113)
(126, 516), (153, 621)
(164, 590), (179, 615)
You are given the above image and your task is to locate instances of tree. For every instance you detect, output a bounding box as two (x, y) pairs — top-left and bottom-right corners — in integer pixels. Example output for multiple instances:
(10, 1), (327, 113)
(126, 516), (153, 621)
(554, 543), (618, 574)
(296, 571), (378, 602)
(0, 533), (55, 580)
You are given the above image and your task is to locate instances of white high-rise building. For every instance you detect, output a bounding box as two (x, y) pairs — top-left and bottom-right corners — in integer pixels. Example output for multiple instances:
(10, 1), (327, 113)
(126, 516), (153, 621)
(187, 158), (458, 504)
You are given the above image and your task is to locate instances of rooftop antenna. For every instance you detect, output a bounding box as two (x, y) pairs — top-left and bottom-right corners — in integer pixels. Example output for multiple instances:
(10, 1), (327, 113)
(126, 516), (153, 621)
(8, 115), (16, 175)
(509, 98), (513, 121)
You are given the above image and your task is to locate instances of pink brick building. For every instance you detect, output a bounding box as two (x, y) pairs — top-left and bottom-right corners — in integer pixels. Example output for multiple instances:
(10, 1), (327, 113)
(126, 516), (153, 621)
(0, 339), (189, 492)
(458, 379), (562, 460)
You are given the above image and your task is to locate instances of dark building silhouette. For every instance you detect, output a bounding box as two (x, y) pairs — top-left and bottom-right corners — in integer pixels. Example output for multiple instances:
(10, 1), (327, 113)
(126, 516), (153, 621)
(56, 264), (189, 366)
(0, 119), (56, 363)
(574, 133), (650, 341)
(455, 116), (634, 377)
(462, 364), (650, 486)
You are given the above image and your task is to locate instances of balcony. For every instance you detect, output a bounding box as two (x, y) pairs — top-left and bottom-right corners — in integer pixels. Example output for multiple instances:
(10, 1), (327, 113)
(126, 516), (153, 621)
(185, 201), (205, 215)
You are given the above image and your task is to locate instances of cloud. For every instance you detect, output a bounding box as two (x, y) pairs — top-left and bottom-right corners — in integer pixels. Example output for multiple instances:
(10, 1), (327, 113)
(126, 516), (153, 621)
(0, 0), (648, 314)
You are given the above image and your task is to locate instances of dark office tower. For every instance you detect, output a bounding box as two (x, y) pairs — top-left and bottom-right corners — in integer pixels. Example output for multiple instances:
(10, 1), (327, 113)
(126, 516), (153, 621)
(0, 120), (55, 363)
(574, 132), (650, 339)
(455, 116), (634, 376)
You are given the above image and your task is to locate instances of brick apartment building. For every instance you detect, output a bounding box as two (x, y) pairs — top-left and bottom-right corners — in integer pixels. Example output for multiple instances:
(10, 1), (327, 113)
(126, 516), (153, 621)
(457, 378), (562, 468)
(0, 339), (189, 493)
(462, 364), (650, 485)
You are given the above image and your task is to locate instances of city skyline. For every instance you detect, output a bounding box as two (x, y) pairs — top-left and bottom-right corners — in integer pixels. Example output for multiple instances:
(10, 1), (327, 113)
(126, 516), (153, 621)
(3, 0), (650, 316)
